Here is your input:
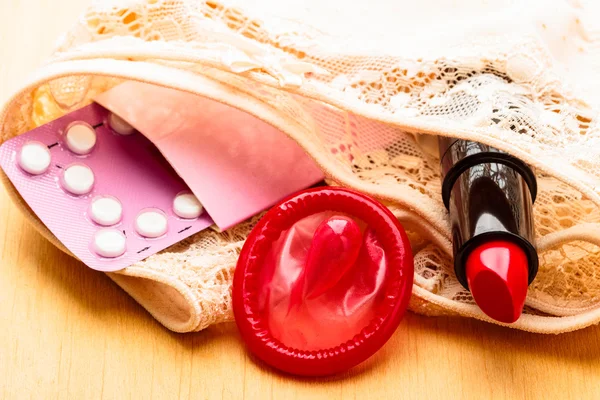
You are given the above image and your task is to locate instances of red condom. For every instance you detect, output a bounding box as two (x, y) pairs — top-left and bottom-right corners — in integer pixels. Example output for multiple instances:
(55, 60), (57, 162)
(232, 187), (414, 376)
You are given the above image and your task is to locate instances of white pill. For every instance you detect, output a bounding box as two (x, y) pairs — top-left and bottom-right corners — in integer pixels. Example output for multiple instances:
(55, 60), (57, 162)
(135, 209), (168, 238)
(62, 164), (95, 195)
(173, 192), (203, 219)
(108, 113), (136, 136)
(92, 229), (126, 258)
(90, 196), (122, 226)
(18, 141), (51, 175)
(65, 122), (97, 155)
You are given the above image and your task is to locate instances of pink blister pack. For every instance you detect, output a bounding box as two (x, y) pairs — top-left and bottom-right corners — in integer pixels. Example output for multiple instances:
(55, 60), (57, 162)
(0, 103), (214, 272)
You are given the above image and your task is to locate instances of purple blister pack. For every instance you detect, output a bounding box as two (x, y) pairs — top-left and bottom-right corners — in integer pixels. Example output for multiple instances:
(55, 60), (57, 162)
(0, 103), (214, 272)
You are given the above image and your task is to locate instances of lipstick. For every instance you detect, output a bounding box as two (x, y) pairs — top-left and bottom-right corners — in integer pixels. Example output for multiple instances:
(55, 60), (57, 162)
(438, 137), (539, 323)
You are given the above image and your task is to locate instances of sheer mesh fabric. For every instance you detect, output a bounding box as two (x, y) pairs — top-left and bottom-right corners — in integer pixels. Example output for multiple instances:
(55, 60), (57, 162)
(1, 0), (600, 332)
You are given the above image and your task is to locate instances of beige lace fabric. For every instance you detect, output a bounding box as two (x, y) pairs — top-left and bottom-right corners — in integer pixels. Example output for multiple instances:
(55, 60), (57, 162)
(2, 0), (600, 333)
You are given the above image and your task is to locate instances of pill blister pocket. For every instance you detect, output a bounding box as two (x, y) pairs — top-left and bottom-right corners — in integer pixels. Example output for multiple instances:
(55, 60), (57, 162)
(0, 103), (214, 272)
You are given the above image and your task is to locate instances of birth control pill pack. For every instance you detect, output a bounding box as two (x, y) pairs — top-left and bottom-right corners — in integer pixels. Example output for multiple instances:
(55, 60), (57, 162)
(0, 103), (214, 272)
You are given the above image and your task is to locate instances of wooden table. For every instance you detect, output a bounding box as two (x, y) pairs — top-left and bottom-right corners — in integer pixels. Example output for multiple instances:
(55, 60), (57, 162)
(1, 1), (599, 399)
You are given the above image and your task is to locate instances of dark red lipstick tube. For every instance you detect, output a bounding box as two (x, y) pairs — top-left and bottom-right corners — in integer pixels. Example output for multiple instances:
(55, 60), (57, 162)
(439, 137), (539, 323)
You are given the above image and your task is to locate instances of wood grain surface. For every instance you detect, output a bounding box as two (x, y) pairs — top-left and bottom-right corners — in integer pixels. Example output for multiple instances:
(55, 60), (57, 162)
(1, 1), (599, 399)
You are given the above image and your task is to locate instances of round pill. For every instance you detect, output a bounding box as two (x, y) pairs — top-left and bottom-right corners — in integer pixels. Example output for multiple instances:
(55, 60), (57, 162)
(18, 141), (51, 175)
(90, 196), (122, 226)
(62, 164), (95, 195)
(135, 209), (168, 238)
(173, 192), (203, 219)
(65, 122), (97, 155)
(108, 113), (136, 136)
(92, 229), (126, 258)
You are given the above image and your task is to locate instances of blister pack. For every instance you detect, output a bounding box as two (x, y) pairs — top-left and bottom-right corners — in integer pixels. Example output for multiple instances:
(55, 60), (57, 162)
(0, 103), (214, 272)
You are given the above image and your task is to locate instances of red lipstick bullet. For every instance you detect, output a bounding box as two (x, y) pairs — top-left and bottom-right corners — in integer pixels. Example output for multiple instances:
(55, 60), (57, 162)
(438, 138), (538, 323)
(466, 240), (529, 323)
